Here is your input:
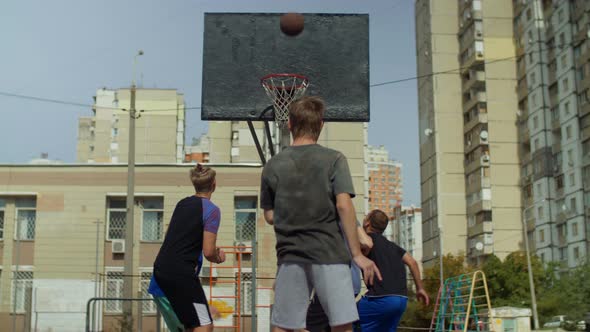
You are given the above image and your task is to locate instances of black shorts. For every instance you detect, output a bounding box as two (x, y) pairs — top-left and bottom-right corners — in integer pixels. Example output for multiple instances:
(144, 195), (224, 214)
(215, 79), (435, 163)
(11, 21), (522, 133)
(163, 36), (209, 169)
(154, 269), (212, 329)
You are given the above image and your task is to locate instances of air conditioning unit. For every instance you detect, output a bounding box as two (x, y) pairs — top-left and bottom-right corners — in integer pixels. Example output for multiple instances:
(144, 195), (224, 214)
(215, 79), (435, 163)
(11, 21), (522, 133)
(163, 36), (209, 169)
(234, 241), (253, 253)
(112, 239), (125, 254)
(476, 51), (484, 57)
(481, 155), (490, 163)
(476, 31), (482, 37)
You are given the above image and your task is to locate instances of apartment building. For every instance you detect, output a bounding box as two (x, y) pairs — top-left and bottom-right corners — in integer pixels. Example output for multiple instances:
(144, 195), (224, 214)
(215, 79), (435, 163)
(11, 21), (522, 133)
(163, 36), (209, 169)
(514, 0), (589, 269)
(390, 206), (424, 267)
(366, 145), (403, 216)
(77, 88), (186, 164)
(416, 0), (523, 267)
(208, 121), (369, 221)
(0, 163), (277, 332)
(185, 134), (211, 163)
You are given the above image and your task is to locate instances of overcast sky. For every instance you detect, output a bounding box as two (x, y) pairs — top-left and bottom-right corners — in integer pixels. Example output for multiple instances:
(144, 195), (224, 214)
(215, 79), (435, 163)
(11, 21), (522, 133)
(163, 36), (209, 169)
(0, 0), (420, 205)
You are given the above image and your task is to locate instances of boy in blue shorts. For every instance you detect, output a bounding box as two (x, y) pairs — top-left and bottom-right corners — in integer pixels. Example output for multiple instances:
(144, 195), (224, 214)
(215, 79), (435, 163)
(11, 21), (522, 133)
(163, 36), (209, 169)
(149, 164), (226, 332)
(357, 209), (429, 332)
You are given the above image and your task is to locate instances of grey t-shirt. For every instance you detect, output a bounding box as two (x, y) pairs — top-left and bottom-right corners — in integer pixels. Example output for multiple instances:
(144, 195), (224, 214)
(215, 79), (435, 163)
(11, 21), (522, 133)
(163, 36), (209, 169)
(260, 144), (355, 264)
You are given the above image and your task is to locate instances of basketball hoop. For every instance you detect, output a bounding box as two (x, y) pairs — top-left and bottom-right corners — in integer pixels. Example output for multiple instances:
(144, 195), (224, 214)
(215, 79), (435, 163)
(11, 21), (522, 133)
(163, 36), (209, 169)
(261, 73), (309, 127)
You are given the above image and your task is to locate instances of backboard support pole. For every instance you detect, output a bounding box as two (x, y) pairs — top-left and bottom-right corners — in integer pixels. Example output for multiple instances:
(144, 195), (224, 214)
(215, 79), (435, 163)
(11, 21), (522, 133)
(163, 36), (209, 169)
(263, 120), (275, 156)
(279, 127), (290, 152)
(247, 120), (267, 165)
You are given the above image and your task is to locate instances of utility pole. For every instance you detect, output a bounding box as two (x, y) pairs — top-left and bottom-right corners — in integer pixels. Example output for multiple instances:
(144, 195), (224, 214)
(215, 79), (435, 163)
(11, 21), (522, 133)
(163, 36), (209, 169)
(123, 50), (143, 330)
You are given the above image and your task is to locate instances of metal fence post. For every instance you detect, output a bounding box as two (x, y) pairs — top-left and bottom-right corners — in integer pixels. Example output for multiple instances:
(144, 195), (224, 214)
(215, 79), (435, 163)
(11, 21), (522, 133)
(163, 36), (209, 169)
(137, 291), (143, 332)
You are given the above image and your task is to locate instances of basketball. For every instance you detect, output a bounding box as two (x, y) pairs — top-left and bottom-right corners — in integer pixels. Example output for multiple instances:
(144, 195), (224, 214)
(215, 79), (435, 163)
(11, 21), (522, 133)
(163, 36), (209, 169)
(280, 13), (304, 36)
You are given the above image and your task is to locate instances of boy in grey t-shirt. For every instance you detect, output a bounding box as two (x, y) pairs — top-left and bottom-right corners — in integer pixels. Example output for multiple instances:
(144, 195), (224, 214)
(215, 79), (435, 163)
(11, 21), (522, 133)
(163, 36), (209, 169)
(260, 96), (381, 332)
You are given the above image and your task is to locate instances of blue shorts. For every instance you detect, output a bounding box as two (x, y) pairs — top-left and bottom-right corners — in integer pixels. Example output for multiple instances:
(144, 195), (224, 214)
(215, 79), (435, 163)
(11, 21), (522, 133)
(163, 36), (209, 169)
(356, 295), (408, 332)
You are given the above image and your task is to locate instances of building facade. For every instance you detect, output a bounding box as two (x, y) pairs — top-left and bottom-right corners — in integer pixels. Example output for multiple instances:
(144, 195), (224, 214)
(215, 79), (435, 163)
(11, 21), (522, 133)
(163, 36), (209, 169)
(416, 0), (523, 267)
(366, 145), (403, 216)
(389, 206), (424, 268)
(514, 0), (589, 269)
(0, 163), (278, 331)
(184, 134), (211, 163)
(77, 88), (186, 164)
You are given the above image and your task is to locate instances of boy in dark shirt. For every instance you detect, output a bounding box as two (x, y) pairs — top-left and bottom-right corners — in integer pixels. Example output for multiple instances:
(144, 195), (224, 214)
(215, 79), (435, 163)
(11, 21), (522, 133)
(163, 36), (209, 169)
(357, 209), (429, 332)
(149, 164), (226, 332)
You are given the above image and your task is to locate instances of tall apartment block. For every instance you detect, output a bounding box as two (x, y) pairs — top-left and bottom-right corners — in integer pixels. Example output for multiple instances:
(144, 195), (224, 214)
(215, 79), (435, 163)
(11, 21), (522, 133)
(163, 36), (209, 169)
(416, 0), (523, 267)
(366, 145), (403, 216)
(77, 88), (186, 163)
(514, 0), (588, 269)
(390, 206), (424, 268)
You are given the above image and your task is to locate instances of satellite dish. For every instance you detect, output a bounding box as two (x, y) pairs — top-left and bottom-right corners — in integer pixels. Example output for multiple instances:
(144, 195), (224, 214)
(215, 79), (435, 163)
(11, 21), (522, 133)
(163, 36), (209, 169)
(424, 128), (434, 137)
(475, 242), (484, 251)
(480, 130), (489, 140)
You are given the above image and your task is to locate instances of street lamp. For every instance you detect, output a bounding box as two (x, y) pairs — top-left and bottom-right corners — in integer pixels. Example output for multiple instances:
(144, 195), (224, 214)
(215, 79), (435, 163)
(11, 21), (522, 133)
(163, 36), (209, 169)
(522, 198), (544, 330)
(123, 50), (143, 327)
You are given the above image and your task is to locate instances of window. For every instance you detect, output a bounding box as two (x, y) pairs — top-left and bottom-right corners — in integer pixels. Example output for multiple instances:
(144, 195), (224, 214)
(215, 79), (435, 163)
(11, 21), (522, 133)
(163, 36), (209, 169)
(539, 229), (545, 242)
(558, 9), (564, 22)
(562, 78), (569, 93)
(12, 271), (33, 313)
(561, 54), (567, 69)
(140, 271), (157, 313)
(572, 222), (579, 236)
(105, 270), (123, 313)
(570, 197), (577, 214)
(526, 8), (532, 21)
(530, 72), (536, 86)
(536, 183), (542, 196)
(557, 175), (564, 189)
(111, 128), (118, 137)
(568, 149), (574, 166)
(574, 247), (580, 260)
(560, 247), (567, 260)
(559, 33), (565, 47)
(238, 272), (253, 315)
(569, 172), (576, 187)
(533, 115), (538, 129)
(537, 206), (544, 219)
(15, 198), (36, 240)
(0, 198), (5, 240)
(107, 198), (126, 240)
(532, 92), (538, 107)
(533, 138), (540, 151)
(141, 198), (164, 242)
(566, 125), (572, 140)
(235, 196), (257, 242)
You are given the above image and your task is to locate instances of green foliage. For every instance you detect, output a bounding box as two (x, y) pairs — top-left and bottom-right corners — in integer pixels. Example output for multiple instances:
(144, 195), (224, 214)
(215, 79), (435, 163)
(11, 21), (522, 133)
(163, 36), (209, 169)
(401, 252), (589, 329)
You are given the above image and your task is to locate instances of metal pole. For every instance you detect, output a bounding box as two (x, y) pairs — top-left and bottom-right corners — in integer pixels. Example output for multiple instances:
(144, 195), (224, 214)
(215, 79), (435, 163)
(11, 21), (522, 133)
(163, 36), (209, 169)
(12, 218), (22, 332)
(251, 227), (257, 332)
(94, 219), (101, 332)
(522, 213), (539, 330)
(279, 126), (290, 152)
(123, 51), (141, 329)
(137, 291), (143, 332)
(439, 226), (444, 286)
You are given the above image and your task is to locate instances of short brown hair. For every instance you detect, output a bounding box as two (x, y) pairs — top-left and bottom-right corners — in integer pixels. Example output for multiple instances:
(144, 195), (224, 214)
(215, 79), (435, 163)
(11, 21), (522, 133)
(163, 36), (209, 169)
(288, 96), (325, 140)
(190, 164), (216, 193)
(368, 209), (389, 234)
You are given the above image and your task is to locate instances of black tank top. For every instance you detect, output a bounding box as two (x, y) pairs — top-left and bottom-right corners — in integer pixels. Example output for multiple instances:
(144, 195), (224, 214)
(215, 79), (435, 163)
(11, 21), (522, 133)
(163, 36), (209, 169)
(154, 196), (204, 273)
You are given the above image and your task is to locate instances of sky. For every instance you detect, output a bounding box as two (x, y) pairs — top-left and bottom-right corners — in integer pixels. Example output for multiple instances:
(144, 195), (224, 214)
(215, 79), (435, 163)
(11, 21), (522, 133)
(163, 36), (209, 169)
(0, 0), (420, 205)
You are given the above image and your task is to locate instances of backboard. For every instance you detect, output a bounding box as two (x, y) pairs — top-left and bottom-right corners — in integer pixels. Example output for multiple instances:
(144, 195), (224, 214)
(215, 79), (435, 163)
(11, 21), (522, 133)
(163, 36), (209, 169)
(201, 13), (370, 122)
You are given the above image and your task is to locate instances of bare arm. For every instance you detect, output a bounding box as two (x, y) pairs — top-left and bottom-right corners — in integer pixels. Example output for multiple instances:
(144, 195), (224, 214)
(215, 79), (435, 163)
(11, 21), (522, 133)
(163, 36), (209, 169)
(357, 224), (373, 255)
(403, 252), (429, 305)
(203, 231), (226, 264)
(336, 193), (382, 285)
(263, 209), (274, 225)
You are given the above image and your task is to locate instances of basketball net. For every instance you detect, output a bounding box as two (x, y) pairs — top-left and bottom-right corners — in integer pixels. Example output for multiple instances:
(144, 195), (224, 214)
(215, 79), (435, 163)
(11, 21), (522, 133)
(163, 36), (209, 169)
(261, 74), (309, 128)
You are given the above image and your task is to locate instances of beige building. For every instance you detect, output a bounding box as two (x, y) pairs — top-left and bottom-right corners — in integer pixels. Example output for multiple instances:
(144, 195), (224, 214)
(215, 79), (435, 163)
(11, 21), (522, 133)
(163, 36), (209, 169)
(77, 88), (186, 164)
(416, 0), (523, 267)
(0, 163), (276, 332)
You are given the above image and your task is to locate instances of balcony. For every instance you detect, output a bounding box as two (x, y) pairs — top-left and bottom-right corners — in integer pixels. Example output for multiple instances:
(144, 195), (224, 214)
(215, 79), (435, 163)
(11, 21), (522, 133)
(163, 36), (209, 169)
(580, 76), (590, 92)
(558, 235), (567, 247)
(521, 152), (532, 165)
(573, 1), (587, 21)
(516, 44), (525, 58)
(467, 199), (492, 215)
(517, 60), (527, 79)
(513, 0), (524, 17)
(520, 127), (531, 144)
(465, 133), (489, 154)
(464, 111), (488, 133)
(465, 152), (490, 174)
(468, 221), (493, 237)
(517, 81), (528, 100)
(526, 217), (535, 232)
(460, 50), (485, 72)
(548, 68), (557, 85)
(462, 70), (486, 92)
(580, 102), (590, 118)
(552, 117), (561, 131)
(575, 46), (590, 68)
(463, 91), (487, 112)
(545, 24), (555, 41)
(582, 125), (590, 141)
(552, 140), (562, 153)
(574, 27), (587, 47)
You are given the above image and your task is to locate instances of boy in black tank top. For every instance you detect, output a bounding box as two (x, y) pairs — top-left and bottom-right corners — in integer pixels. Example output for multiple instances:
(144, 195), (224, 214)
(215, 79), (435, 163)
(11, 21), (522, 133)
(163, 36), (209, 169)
(356, 210), (429, 332)
(150, 164), (226, 332)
